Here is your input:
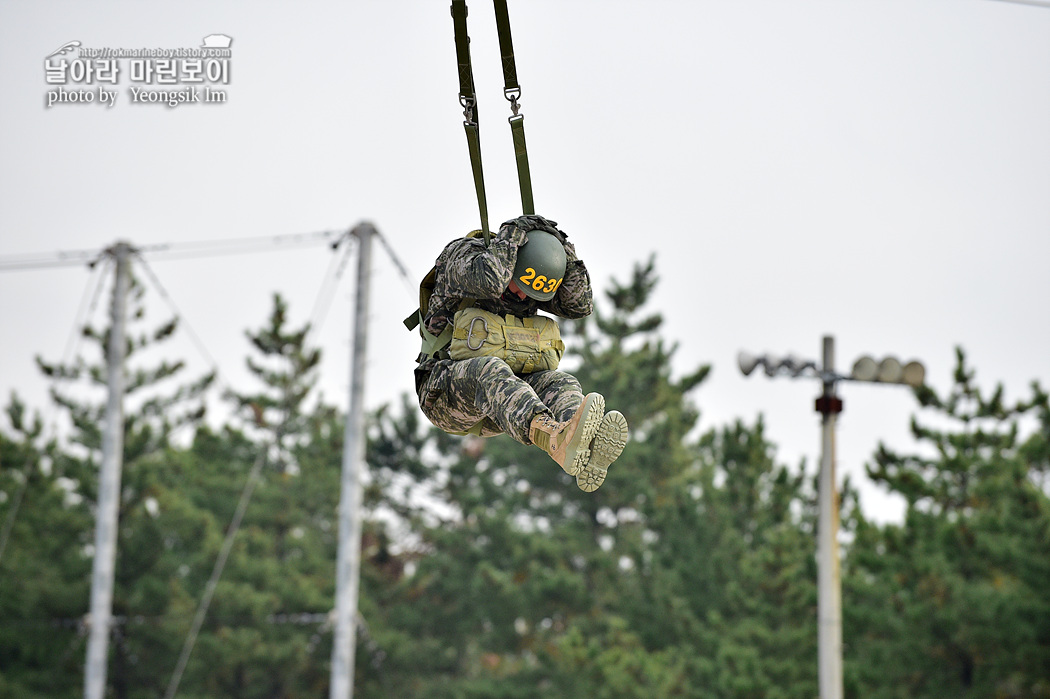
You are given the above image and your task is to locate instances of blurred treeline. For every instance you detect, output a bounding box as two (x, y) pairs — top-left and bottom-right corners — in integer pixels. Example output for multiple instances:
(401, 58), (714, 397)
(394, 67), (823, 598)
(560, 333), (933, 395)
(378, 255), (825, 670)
(1, 261), (1048, 699)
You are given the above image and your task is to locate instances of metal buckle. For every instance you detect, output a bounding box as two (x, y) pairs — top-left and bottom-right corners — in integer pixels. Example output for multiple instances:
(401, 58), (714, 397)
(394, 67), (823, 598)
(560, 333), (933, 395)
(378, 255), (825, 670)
(466, 315), (489, 350)
(504, 88), (521, 116)
(460, 94), (476, 125)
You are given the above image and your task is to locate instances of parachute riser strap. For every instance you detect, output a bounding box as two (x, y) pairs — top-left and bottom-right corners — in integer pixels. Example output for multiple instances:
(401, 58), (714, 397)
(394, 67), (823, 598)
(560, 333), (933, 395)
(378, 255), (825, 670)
(463, 122), (491, 242)
(493, 0), (534, 216)
(510, 116), (534, 215)
(451, 0), (474, 105)
(451, 0), (491, 244)
(451, 0), (533, 237)
(493, 0), (519, 92)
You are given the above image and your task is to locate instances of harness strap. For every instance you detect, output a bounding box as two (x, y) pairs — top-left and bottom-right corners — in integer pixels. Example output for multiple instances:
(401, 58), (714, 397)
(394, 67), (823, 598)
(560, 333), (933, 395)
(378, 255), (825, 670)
(493, 0), (519, 93)
(420, 321), (455, 361)
(493, 0), (535, 216)
(450, 0), (535, 234)
(416, 297), (477, 362)
(510, 116), (534, 215)
(464, 122), (491, 239)
(451, 0), (491, 244)
(451, 0), (474, 100)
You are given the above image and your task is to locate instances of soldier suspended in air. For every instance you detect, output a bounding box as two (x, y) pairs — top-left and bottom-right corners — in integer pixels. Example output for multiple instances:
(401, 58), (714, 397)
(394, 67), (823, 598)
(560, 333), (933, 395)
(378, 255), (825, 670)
(407, 215), (628, 491)
(405, 1), (627, 489)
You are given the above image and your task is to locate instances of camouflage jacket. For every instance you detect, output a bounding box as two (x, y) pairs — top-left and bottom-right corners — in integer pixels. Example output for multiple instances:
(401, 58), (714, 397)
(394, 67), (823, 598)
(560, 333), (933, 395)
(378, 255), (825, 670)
(420, 215), (593, 368)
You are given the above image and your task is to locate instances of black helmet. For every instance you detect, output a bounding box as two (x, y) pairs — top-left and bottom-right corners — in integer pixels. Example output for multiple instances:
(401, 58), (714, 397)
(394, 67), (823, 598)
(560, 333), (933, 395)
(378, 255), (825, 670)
(512, 231), (567, 301)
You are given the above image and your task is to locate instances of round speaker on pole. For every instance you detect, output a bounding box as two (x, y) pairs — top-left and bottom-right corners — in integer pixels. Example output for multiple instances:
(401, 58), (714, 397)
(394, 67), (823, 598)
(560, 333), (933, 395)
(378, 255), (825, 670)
(738, 351), (761, 377)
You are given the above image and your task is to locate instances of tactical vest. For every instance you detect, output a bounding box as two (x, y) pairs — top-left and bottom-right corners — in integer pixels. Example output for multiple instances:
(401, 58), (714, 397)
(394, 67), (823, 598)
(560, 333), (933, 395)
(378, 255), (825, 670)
(450, 307), (563, 373)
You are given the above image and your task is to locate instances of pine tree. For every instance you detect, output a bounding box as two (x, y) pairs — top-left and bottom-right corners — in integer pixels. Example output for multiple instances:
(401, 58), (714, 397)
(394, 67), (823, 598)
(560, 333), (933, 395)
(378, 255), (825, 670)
(164, 293), (335, 698)
(37, 271), (214, 463)
(0, 395), (93, 699)
(10, 263), (215, 699)
(227, 292), (321, 471)
(845, 348), (1050, 698)
(360, 259), (821, 698)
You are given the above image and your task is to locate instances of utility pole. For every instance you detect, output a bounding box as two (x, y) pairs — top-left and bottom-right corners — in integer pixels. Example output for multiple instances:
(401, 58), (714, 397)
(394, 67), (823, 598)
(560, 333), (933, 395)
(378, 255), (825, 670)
(84, 241), (131, 699)
(815, 336), (843, 699)
(738, 336), (925, 699)
(330, 223), (374, 699)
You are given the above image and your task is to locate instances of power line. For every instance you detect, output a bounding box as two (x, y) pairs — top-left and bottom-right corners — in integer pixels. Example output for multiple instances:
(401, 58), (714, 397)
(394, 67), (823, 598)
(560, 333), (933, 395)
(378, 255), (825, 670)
(0, 258), (110, 567)
(134, 253), (225, 390)
(164, 447), (268, 699)
(374, 229), (412, 284)
(306, 231), (357, 344)
(0, 248), (104, 272)
(375, 228), (420, 302)
(987, 0), (1050, 7)
(138, 229), (344, 262)
(0, 229), (345, 272)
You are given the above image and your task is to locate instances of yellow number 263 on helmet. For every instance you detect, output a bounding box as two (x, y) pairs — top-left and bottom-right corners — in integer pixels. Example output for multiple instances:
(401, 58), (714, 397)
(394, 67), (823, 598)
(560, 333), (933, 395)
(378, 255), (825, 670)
(513, 231), (567, 301)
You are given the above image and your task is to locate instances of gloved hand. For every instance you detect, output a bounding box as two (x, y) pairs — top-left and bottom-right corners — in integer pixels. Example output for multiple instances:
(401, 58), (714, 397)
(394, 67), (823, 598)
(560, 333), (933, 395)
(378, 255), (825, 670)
(499, 214), (569, 246)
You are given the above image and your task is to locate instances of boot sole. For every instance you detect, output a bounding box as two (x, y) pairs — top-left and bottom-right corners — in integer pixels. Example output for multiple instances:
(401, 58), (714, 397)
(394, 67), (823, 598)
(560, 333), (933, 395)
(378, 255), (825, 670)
(564, 393), (606, 478)
(577, 410), (628, 493)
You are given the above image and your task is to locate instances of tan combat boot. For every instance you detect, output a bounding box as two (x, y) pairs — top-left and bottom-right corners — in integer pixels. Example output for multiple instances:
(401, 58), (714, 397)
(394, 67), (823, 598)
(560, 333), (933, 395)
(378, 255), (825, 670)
(529, 393), (606, 479)
(576, 410), (629, 492)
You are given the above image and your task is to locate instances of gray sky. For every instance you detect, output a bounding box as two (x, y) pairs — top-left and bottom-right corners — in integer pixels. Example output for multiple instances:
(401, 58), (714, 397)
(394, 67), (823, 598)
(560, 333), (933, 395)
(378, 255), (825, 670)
(2, 1), (1047, 523)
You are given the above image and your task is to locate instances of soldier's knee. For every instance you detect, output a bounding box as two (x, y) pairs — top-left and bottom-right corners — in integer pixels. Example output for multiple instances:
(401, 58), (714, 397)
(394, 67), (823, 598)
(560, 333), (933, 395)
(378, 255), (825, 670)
(465, 356), (515, 379)
(541, 369), (582, 393)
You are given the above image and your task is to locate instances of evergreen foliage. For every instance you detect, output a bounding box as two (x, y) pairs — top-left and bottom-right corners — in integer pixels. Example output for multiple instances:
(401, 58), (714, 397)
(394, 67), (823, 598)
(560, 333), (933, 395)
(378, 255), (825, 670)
(845, 349), (1050, 698)
(0, 265), (1046, 698)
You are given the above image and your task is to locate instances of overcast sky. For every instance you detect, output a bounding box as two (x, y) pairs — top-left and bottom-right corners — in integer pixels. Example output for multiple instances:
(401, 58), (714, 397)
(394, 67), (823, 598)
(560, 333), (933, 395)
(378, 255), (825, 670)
(1, 0), (1047, 523)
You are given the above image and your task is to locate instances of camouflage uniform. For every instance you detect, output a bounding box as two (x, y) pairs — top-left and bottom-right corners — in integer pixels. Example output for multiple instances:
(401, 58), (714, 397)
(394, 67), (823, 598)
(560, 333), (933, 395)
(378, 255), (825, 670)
(415, 215), (593, 444)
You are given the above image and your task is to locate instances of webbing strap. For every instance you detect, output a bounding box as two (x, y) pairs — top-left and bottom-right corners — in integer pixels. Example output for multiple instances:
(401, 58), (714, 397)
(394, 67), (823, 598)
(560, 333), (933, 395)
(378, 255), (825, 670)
(493, 0), (519, 92)
(421, 321), (455, 360)
(510, 116), (534, 215)
(451, 0), (491, 243)
(464, 122), (491, 240)
(451, 0), (474, 102)
(415, 297), (477, 360)
(450, 0), (534, 233)
(493, 0), (534, 216)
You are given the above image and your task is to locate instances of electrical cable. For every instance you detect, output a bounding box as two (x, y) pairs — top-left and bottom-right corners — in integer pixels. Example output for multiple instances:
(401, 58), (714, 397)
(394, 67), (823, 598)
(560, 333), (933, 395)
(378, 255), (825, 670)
(306, 232), (356, 344)
(163, 446), (268, 699)
(0, 222), (405, 690)
(987, 0), (1050, 7)
(0, 463), (30, 568)
(374, 229), (418, 301)
(0, 257), (109, 567)
(138, 230), (344, 263)
(0, 229), (345, 272)
(133, 253), (226, 392)
(0, 248), (104, 272)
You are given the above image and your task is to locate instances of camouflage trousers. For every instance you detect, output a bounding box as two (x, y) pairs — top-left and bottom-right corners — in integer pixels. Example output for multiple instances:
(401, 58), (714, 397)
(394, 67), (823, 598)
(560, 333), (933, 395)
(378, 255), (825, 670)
(417, 356), (584, 444)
